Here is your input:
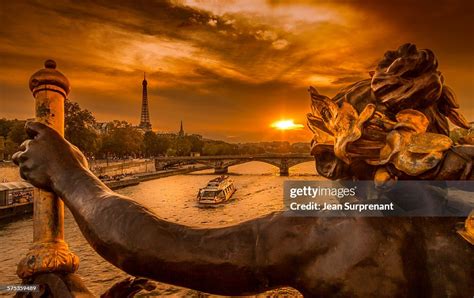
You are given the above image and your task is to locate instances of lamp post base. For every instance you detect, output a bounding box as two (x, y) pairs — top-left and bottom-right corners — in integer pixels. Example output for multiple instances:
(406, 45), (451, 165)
(16, 241), (79, 279)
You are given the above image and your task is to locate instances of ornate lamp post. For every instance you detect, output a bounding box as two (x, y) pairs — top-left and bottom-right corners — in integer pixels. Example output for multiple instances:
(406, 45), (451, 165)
(17, 60), (79, 279)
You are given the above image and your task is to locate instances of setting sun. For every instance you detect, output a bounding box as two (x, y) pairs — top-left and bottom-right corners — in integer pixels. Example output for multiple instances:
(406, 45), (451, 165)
(270, 119), (304, 130)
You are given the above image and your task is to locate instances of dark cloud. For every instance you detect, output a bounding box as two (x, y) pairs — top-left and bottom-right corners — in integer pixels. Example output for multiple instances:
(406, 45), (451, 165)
(0, 0), (472, 142)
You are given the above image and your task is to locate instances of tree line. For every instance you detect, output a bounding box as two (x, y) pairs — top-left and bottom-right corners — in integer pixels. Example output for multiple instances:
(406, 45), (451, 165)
(0, 100), (205, 160)
(1, 99), (312, 161)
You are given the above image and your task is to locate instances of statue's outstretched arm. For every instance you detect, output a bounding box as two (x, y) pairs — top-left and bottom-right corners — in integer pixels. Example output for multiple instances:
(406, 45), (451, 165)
(57, 171), (275, 294)
(11, 122), (293, 295)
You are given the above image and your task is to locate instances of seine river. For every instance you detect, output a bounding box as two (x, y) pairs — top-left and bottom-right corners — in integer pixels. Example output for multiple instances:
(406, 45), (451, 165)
(0, 161), (321, 297)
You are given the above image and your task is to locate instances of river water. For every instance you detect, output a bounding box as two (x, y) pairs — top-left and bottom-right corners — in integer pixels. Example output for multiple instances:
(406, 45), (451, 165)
(0, 161), (322, 297)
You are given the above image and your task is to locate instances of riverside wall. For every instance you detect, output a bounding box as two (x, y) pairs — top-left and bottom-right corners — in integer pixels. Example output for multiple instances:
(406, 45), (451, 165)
(90, 159), (156, 177)
(0, 159), (157, 182)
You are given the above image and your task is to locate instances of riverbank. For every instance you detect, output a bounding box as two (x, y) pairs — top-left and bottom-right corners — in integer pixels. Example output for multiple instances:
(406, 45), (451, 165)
(1, 160), (209, 187)
(103, 165), (211, 190)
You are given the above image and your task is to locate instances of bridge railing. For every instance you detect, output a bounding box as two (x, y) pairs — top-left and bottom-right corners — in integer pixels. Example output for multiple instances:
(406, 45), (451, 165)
(154, 153), (313, 160)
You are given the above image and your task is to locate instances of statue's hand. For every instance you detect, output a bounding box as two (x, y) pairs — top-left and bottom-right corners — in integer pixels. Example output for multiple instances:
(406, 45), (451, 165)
(12, 122), (88, 192)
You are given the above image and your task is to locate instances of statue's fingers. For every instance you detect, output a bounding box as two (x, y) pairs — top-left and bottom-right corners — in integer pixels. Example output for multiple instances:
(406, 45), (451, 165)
(25, 121), (48, 139)
(18, 139), (32, 151)
(12, 151), (24, 166)
(13, 151), (29, 165)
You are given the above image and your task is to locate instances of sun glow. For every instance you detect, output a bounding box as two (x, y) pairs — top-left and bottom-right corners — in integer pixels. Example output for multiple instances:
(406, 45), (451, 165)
(271, 119), (304, 130)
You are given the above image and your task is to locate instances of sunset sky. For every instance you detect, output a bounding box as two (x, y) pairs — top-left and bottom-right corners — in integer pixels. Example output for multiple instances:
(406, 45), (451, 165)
(0, 0), (473, 142)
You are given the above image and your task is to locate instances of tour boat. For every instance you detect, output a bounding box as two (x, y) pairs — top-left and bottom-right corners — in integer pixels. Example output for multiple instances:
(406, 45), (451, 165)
(197, 176), (236, 206)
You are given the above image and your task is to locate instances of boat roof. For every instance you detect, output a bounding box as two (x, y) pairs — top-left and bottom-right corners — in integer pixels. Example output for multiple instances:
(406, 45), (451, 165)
(0, 181), (34, 191)
(209, 175), (229, 183)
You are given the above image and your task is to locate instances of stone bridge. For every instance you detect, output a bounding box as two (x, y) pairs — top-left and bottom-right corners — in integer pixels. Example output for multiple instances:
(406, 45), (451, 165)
(155, 154), (314, 176)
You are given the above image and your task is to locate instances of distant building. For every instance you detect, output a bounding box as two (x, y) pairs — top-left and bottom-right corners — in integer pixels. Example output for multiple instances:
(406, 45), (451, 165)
(178, 120), (184, 137)
(156, 132), (176, 137)
(151, 121), (203, 141)
(138, 73), (152, 131)
(94, 122), (110, 135)
(190, 133), (203, 140)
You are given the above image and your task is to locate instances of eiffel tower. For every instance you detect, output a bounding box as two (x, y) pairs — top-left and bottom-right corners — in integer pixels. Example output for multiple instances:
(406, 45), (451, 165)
(139, 73), (152, 131)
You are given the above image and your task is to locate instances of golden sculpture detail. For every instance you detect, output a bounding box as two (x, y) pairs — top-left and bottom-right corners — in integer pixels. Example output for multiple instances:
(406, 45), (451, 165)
(17, 60), (79, 278)
(307, 43), (473, 244)
(458, 210), (474, 245)
(367, 109), (453, 176)
(307, 44), (470, 180)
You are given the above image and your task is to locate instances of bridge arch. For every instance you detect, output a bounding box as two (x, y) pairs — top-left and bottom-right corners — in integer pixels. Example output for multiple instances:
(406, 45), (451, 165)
(223, 161), (282, 174)
(154, 155), (314, 176)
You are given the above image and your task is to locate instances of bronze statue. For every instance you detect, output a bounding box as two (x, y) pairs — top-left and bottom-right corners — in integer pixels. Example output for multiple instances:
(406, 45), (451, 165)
(13, 44), (474, 297)
(307, 43), (473, 184)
